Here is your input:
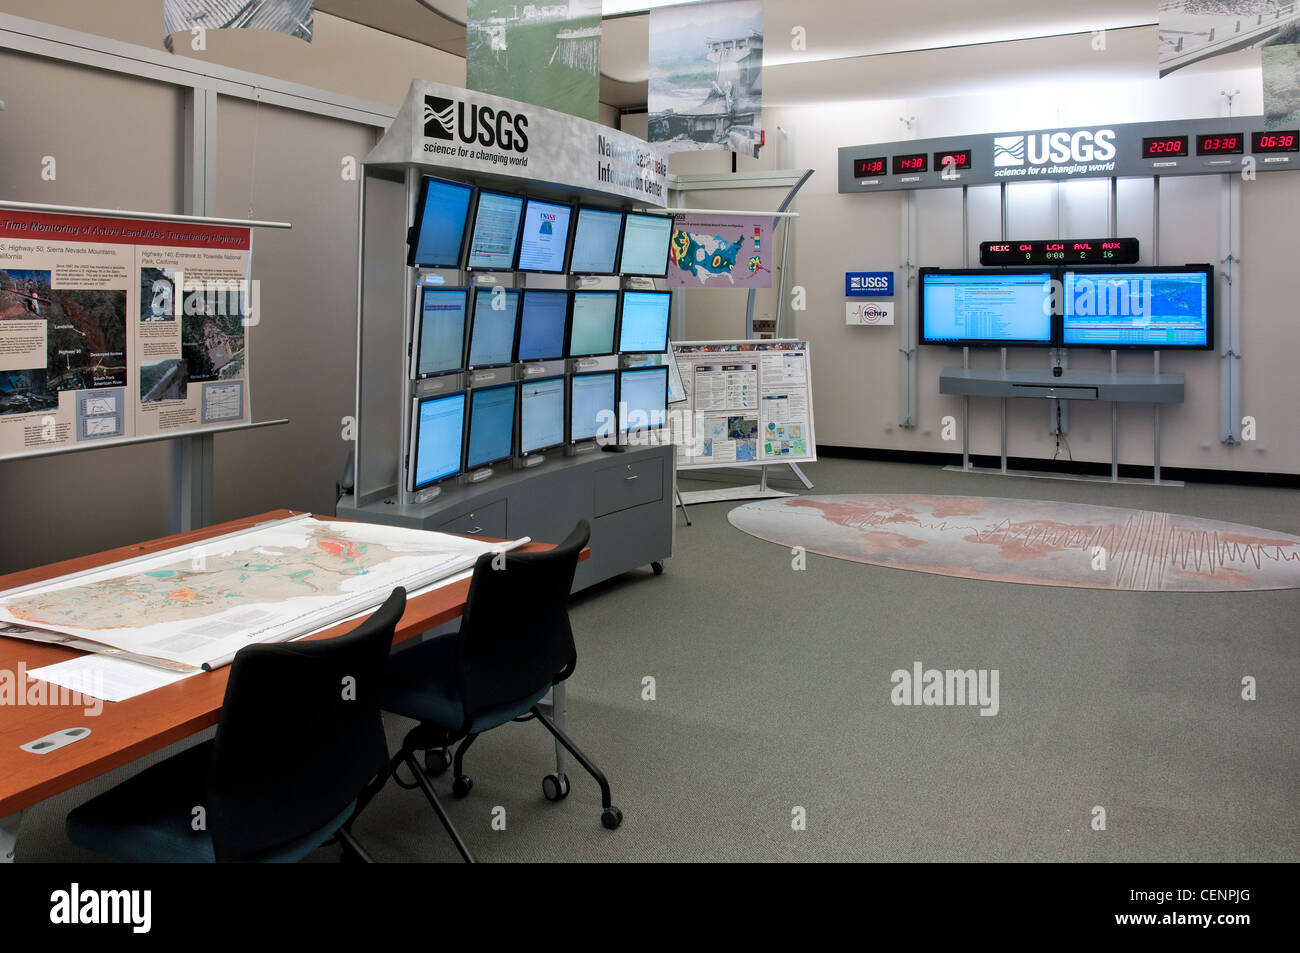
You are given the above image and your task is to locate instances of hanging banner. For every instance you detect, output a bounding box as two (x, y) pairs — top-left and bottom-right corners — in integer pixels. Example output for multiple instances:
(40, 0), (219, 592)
(163, 0), (314, 48)
(667, 213), (772, 288)
(466, 0), (602, 122)
(1263, 35), (1300, 130)
(0, 211), (253, 457)
(1159, 1), (1298, 76)
(649, 0), (764, 156)
(366, 80), (668, 207)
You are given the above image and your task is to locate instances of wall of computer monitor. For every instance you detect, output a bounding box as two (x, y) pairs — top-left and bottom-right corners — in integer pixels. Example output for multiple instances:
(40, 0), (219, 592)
(404, 173), (678, 499)
(918, 265), (1214, 350)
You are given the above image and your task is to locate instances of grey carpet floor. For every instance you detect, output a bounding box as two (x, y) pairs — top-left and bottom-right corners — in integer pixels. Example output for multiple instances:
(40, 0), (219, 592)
(16, 458), (1299, 862)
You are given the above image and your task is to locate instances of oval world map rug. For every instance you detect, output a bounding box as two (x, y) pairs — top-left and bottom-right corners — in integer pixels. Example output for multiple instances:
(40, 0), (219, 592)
(727, 494), (1300, 592)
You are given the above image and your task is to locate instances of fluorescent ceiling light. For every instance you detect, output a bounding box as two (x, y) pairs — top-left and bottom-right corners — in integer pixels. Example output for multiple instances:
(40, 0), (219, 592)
(603, 0), (699, 14)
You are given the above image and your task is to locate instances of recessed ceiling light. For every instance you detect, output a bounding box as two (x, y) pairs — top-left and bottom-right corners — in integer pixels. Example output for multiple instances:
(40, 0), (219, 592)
(602, 0), (700, 15)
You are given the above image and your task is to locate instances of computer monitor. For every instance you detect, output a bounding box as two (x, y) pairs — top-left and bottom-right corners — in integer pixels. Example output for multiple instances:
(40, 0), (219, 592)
(515, 198), (574, 274)
(465, 189), (526, 271)
(569, 371), (616, 444)
(1062, 265), (1213, 349)
(568, 291), (618, 357)
(918, 269), (1054, 346)
(618, 366), (668, 433)
(568, 206), (625, 275)
(464, 382), (517, 471)
(618, 212), (673, 278)
(411, 286), (469, 379)
(516, 289), (569, 362)
(519, 375), (566, 455)
(407, 176), (475, 269)
(467, 288), (521, 369)
(408, 391), (466, 491)
(618, 290), (671, 353)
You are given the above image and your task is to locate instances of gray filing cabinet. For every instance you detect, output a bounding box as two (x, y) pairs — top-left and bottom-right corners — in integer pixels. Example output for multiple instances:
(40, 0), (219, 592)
(336, 443), (674, 592)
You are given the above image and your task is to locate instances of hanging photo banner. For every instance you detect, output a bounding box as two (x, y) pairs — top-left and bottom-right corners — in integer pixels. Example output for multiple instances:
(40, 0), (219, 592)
(1158, 1), (1298, 76)
(649, 0), (764, 156)
(0, 211), (254, 458)
(1263, 36), (1300, 130)
(466, 0), (602, 122)
(163, 0), (314, 48)
(367, 80), (668, 207)
(667, 213), (772, 288)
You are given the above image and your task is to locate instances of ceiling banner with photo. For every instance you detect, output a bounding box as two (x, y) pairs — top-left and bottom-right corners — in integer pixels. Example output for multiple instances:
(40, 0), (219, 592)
(163, 0), (314, 49)
(466, 0), (603, 122)
(1263, 31), (1300, 130)
(1158, 1), (1299, 77)
(649, 0), (764, 156)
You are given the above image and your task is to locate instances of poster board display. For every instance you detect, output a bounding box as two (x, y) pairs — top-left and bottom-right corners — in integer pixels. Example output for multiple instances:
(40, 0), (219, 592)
(670, 339), (816, 470)
(0, 211), (253, 457)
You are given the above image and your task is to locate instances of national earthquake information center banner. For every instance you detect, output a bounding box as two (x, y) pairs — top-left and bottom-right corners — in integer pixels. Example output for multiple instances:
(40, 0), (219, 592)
(0, 211), (253, 457)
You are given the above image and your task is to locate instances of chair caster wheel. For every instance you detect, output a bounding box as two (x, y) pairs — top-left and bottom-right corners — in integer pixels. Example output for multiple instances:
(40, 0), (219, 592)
(651, 561), (664, 575)
(425, 748), (452, 777)
(452, 775), (473, 798)
(601, 806), (623, 830)
(542, 773), (570, 802)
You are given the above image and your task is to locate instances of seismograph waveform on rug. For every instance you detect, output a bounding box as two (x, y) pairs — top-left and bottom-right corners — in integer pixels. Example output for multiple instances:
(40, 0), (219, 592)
(728, 494), (1300, 592)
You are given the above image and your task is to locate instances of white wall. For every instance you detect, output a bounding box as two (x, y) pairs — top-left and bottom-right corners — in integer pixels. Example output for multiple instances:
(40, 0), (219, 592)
(670, 56), (1297, 475)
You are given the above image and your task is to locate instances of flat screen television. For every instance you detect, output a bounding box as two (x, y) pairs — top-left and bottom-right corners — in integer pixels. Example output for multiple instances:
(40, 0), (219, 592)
(515, 197), (574, 274)
(407, 175), (474, 269)
(1062, 265), (1213, 349)
(568, 206), (625, 275)
(410, 286), (470, 379)
(618, 212), (673, 278)
(408, 391), (466, 491)
(519, 375), (566, 456)
(464, 382), (517, 470)
(918, 269), (1054, 346)
(467, 287), (521, 369)
(465, 189), (526, 271)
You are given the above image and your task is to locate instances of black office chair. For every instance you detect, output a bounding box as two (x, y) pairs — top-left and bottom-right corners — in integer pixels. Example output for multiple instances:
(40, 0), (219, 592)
(66, 587), (406, 863)
(367, 521), (620, 863)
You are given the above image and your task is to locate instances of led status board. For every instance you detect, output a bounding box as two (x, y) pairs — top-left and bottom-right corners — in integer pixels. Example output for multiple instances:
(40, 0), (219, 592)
(979, 238), (1140, 266)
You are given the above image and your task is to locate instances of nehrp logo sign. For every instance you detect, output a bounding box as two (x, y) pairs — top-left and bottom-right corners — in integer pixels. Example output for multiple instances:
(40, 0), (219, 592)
(993, 128), (1116, 167)
(423, 94), (530, 152)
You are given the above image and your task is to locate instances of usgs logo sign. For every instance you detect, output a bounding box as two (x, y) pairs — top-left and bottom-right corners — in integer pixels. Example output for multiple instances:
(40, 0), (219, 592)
(423, 95), (530, 153)
(993, 128), (1117, 167)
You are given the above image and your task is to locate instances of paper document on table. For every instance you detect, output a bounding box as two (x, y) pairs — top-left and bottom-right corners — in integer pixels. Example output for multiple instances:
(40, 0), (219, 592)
(28, 654), (199, 704)
(0, 517), (526, 670)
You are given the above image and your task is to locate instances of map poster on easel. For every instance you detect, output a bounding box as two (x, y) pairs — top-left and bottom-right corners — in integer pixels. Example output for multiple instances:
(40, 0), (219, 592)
(670, 339), (817, 470)
(0, 211), (253, 457)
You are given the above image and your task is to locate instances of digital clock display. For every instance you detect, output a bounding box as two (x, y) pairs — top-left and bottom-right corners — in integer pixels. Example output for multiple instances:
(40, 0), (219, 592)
(892, 153), (928, 175)
(1197, 133), (1243, 155)
(853, 156), (886, 177)
(1252, 130), (1298, 153)
(934, 149), (972, 171)
(1142, 136), (1188, 158)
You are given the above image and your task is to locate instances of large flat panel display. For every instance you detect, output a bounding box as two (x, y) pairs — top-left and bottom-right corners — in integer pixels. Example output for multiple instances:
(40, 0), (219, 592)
(568, 291), (618, 357)
(618, 290), (671, 353)
(465, 190), (526, 270)
(918, 270), (1053, 346)
(619, 366), (668, 432)
(467, 288), (521, 368)
(517, 290), (569, 362)
(408, 176), (474, 268)
(569, 371), (616, 443)
(1063, 266), (1213, 349)
(409, 391), (466, 491)
(412, 287), (470, 378)
(568, 207), (624, 275)
(519, 375), (566, 455)
(515, 198), (573, 273)
(465, 382), (517, 470)
(618, 212), (673, 277)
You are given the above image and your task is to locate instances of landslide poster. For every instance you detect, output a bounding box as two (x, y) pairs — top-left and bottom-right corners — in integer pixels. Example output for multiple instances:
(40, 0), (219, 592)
(0, 211), (252, 457)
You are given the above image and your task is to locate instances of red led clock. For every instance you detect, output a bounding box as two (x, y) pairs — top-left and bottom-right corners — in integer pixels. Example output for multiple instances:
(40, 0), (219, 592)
(1142, 136), (1187, 158)
(853, 157), (886, 177)
(892, 153), (928, 175)
(1252, 131), (1298, 153)
(1197, 133), (1243, 155)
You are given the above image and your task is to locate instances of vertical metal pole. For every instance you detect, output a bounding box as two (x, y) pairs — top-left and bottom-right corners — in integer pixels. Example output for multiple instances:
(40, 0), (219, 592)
(962, 347), (970, 471)
(0, 811), (23, 864)
(1111, 349), (1119, 481)
(1152, 177), (1160, 265)
(551, 681), (567, 777)
(759, 465), (769, 493)
(1000, 347), (1008, 474)
(771, 214), (791, 339)
(1153, 349), (1162, 484)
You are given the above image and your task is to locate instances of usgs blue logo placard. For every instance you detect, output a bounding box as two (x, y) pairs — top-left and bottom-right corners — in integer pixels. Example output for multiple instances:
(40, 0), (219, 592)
(846, 272), (893, 296)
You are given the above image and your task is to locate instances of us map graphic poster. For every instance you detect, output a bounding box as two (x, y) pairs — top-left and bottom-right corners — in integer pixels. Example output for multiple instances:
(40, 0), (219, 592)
(0, 211), (253, 457)
(667, 213), (772, 289)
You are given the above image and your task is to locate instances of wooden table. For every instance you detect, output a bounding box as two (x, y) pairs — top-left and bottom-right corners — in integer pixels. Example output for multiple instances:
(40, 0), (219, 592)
(0, 509), (574, 861)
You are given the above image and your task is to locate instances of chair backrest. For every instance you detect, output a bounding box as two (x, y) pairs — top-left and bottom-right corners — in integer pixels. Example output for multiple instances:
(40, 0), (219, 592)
(455, 521), (589, 718)
(207, 586), (406, 862)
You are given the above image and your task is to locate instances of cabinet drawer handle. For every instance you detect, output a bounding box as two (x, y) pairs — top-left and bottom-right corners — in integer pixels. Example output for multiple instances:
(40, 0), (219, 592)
(468, 526), (482, 534)
(624, 475), (638, 482)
